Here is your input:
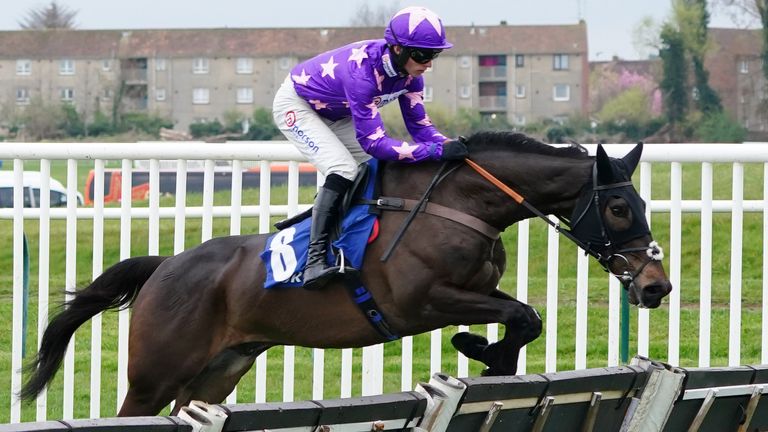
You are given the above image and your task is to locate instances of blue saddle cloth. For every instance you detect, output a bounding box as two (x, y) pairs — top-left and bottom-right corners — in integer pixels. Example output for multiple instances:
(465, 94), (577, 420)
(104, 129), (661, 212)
(261, 160), (378, 288)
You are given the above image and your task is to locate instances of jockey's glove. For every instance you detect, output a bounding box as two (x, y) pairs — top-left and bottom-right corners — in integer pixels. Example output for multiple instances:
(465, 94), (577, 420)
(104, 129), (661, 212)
(441, 138), (469, 160)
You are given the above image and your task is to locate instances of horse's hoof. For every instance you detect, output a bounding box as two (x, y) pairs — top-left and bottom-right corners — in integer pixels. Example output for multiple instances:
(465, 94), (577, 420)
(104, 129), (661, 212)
(451, 332), (489, 361)
(481, 367), (509, 377)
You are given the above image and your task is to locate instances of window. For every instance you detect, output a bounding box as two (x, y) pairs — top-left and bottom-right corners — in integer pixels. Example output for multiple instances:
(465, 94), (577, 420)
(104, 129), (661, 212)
(460, 56), (471, 68)
(192, 57), (209, 74)
(515, 54), (524, 68)
(478, 55), (506, 66)
(514, 114), (526, 125)
(237, 87), (254, 104)
(553, 84), (570, 101)
(515, 85), (526, 98)
(0, 187), (33, 207)
(102, 59), (112, 71)
(59, 59), (75, 75)
(156, 88), (166, 101)
(102, 88), (113, 99)
(16, 59), (31, 75)
(459, 85), (471, 99)
(60, 88), (75, 102)
(423, 86), (433, 103)
(553, 54), (569, 70)
(49, 191), (68, 207)
(236, 57), (253, 74)
(279, 57), (292, 70)
(16, 88), (30, 104)
(193, 88), (210, 104)
(155, 58), (167, 71)
(739, 60), (749, 74)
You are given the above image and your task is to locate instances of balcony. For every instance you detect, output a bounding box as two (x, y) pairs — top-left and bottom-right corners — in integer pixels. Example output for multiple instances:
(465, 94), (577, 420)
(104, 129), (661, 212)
(478, 96), (508, 110)
(479, 66), (507, 81)
(122, 68), (148, 84)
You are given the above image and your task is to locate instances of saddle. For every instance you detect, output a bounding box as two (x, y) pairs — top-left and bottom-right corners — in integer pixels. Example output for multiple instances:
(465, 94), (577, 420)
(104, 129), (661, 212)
(273, 161), (373, 235)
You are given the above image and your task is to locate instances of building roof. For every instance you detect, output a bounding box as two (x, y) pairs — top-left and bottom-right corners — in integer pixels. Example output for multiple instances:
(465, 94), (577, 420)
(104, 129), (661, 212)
(0, 23), (587, 59)
(709, 27), (763, 57)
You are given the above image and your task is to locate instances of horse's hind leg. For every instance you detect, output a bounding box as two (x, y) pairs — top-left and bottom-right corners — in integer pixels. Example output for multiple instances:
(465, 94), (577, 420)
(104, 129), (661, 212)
(119, 385), (176, 417)
(171, 343), (271, 414)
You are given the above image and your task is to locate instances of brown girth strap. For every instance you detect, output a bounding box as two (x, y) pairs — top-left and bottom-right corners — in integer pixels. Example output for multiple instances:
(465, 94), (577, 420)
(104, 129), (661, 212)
(372, 197), (501, 240)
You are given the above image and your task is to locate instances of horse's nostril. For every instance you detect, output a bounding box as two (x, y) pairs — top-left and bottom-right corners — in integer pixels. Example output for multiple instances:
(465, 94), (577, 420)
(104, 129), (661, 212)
(643, 281), (672, 305)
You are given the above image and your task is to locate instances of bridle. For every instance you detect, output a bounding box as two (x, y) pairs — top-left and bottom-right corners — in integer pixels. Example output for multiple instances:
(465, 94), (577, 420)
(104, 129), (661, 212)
(464, 158), (664, 286)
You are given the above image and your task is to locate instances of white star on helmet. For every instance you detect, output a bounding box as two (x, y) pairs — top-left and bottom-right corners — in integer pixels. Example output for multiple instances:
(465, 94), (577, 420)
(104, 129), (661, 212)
(393, 6), (442, 36)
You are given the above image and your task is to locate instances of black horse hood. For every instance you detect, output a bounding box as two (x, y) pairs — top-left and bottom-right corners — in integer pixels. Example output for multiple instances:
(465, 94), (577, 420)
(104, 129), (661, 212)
(568, 143), (650, 249)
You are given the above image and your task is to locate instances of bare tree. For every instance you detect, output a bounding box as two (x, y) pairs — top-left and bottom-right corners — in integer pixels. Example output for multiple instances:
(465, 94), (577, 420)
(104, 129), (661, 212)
(632, 16), (663, 58)
(710, 0), (761, 27)
(349, 1), (400, 27)
(19, 1), (78, 30)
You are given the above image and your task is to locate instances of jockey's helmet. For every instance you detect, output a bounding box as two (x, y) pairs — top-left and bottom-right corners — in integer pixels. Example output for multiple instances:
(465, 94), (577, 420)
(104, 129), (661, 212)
(384, 6), (453, 50)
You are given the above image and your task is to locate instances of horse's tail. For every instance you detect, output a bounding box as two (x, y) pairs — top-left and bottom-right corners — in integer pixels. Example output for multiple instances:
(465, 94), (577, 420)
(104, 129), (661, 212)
(20, 255), (169, 401)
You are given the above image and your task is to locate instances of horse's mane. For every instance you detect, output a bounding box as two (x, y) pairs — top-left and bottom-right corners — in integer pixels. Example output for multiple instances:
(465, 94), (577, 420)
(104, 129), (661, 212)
(466, 131), (590, 159)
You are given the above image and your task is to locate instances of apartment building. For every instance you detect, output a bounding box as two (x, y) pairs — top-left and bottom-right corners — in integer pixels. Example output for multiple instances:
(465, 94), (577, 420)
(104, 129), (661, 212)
(0, 23), (588, 132)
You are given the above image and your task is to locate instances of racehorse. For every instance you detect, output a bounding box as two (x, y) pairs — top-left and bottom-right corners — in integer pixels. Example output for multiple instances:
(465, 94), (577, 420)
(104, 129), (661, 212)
(21, 131), (672, 416)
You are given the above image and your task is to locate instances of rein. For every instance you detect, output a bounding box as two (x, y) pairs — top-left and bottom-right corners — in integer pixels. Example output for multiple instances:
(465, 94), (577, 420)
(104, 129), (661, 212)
(464, 158), (598, 257)
(379, 161), (461, 262)
(464, 158), (663, 284)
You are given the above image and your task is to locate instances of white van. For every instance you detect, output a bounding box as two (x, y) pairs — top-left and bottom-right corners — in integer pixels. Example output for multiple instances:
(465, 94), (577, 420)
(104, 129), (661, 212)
(0, 171), (84, 208)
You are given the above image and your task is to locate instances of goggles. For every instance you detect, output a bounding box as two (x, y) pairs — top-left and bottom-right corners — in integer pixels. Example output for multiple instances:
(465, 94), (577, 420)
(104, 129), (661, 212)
(405, 47), (442, 64)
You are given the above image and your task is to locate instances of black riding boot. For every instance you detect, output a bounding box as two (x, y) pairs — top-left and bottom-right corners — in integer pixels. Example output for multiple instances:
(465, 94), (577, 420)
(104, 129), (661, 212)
(303, 174), (353, 290)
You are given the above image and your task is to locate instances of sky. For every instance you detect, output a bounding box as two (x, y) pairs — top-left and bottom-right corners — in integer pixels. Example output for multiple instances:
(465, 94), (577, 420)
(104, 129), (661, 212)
(0, 0), (750, 61)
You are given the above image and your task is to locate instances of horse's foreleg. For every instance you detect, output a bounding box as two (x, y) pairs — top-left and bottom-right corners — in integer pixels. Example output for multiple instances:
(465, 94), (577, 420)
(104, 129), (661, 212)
(431, 288), (541, 376)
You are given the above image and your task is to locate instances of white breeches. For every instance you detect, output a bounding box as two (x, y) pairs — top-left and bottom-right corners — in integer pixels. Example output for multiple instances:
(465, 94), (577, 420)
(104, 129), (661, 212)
(273, 75), (371, 180)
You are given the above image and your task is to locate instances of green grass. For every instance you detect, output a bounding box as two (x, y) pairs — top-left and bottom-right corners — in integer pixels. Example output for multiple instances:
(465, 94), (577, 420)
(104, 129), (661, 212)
(0, 159), (766, 422)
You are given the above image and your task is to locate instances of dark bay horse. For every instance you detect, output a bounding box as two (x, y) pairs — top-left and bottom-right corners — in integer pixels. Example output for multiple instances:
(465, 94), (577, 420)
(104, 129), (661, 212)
(21, 131), (672, 416)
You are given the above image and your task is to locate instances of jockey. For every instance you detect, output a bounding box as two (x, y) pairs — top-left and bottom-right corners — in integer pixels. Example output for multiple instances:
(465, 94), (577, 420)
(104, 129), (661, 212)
(273, 6), (469, 290)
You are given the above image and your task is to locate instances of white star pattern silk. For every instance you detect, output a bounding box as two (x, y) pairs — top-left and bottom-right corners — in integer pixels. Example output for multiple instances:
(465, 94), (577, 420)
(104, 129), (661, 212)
(393, 6), (443, 36)
(285, 39), (448, 163)
(373, 69), (385, 91)
(365, 101), (379, 119)
(405, 92), (424, 108)
(416, 115), (432, 126)
(320, 56), (338, 79)
(392, 142), (419, 160)
(367, 127), (386, 140)
(310, 99), (329, 110)
(292, 69), (311, 85)
(348, 45), (368, 68)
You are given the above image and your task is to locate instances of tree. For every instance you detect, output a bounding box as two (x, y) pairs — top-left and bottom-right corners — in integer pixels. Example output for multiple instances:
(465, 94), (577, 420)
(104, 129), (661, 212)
(711, 0), (762, 26)
(631, 16), (663, 59)
(687, 0), (722, 114)
(349, 1), (400, 26)
(245, 108), (280, 140)
(597, 87), (653, 124)
(18, 1), (78, 29)
(659, 24), (689, 124)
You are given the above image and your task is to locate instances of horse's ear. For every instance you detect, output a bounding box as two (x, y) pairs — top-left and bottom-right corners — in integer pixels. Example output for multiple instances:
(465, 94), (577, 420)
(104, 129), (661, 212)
(595, 143), (615, 184)
(621, 141), (643, 175)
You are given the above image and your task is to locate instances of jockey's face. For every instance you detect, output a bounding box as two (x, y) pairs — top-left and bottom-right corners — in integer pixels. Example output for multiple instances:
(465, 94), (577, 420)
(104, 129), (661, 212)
(393, 46), (432, 77)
